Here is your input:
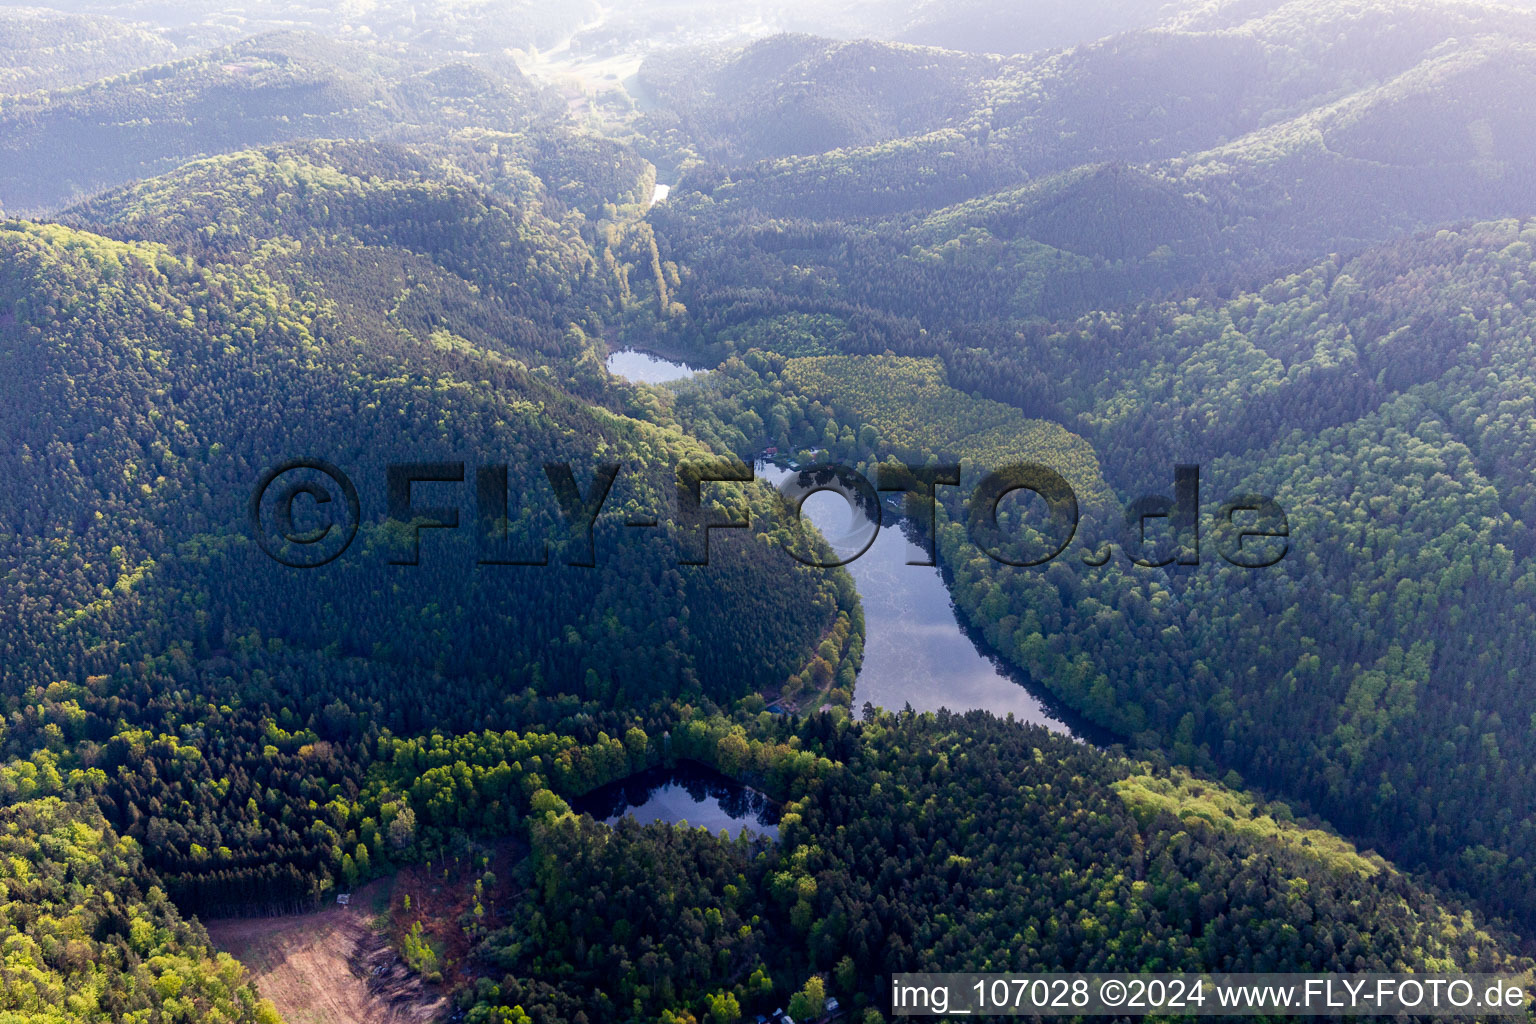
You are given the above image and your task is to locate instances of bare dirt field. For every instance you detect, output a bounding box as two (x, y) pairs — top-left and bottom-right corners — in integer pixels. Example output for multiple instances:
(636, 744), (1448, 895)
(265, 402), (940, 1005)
(207, 879), (446, 1024)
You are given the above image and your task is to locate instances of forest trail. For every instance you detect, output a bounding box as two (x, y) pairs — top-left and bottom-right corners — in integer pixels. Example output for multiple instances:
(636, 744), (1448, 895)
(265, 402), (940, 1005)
(206, 879), (444, 1024)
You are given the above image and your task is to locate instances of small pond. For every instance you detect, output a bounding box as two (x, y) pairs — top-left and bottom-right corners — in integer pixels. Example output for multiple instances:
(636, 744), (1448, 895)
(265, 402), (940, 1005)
(572, 760), (780, 840)
(605, 348), (699, 384)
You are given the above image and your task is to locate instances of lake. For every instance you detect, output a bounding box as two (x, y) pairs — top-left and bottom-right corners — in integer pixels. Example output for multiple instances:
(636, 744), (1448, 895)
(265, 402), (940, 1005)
(758, 461), (1078, 735)
(605, 348), (698, 384)
(601, 352), (1085, 737)
(572, 761), (780, 839)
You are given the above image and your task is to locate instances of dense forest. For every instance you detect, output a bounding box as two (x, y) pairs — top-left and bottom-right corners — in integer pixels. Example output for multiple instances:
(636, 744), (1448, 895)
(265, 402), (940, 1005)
(0, 8), (188, 95)
(0, 138), (869, 923)
(5, 1), (1536, 1022)
(634, 0), (1536, 945)
(0, 796), (279, 1022)
(427, 707), (1529, 1022)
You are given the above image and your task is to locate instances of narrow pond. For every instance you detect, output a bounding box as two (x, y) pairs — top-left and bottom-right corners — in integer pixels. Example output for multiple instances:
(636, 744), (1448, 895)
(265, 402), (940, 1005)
(572, 761), (780, 839)
(605, 351), (1084, 737)
(756, 462), (1076, 734)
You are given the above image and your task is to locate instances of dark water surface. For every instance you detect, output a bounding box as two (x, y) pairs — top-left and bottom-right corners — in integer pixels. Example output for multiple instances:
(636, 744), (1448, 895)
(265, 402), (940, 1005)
(573, 761), (780, 840)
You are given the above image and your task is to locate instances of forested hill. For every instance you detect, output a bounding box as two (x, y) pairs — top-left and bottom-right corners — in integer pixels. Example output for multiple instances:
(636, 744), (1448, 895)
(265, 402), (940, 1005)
(0, 0), (597, 64)
(649, 0), (1536, 271)
(649, 0), (1536, 210)
(0, 141), (854, 919)
(958, 219), (1536, 931)
(448, 708), (1530, 1021)
(650, 0), (1536, 329)
(0, 31), (567, 216)
(652, 205), (1536, 939)
(5, 118), (1523, 1024)
(636, 36), (999, 163)
(0, 7), (188, 95)
(892, 0), (1180, 54)
(616, 0), (1536, 948)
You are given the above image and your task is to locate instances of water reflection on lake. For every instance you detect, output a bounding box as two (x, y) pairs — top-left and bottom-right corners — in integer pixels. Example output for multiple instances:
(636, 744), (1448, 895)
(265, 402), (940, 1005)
(573, 761), (780, 839)
(595, 355), (1087, 737)
(605, 348), (698, 384)
(758, 461), (1075, 735)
